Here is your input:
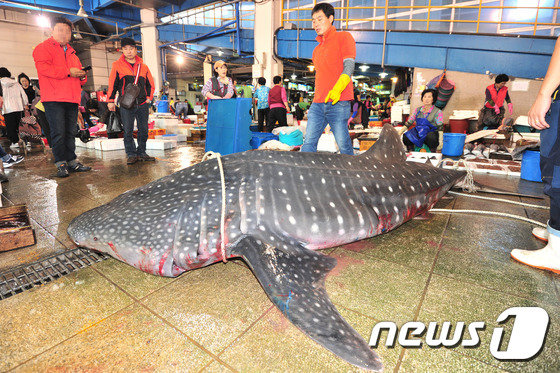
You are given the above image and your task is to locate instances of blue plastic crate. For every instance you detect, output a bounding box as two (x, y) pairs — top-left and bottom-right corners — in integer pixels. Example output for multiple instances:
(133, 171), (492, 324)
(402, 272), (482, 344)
(205, 98), (252, 155)
(250, 132), (279, 149)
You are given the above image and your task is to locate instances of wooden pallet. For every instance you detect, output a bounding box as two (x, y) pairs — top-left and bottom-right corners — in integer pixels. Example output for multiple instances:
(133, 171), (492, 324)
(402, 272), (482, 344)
(0, 205), (35, 252)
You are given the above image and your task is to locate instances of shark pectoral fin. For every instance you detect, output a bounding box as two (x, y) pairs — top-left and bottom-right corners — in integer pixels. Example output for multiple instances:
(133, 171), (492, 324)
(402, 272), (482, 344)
(232, 237), (383, 372)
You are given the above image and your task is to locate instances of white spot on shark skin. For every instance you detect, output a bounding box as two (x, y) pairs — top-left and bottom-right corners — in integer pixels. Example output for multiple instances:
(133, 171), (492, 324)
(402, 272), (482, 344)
(311, 223), (319, 232)
(289, 216), (296, 225)
(362, 186), (368, 193)
(338, 229), (345, 235)
(416, 200), (421, 208)
(321, 178), (326, 184)
(329, 202), (336, 208)
(389, 186), (393, 192)
(337, 215), (344, 224)
(311, 206), (316, 212)
(286, 204), (292, 211)
(349, 199), (355, 205)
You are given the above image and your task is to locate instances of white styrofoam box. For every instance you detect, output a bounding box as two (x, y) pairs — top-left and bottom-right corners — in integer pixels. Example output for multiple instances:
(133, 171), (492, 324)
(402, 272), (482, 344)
(316, 133), (339, 153)
(153, 117), (181, 129)
(155, 134), (187, 142)
(96, 138), (126, 151)
(406, 151), (442, 167)
(515, 115), (530, 126)
(145, 139), (176, 150)
(450, 110), (479, 120)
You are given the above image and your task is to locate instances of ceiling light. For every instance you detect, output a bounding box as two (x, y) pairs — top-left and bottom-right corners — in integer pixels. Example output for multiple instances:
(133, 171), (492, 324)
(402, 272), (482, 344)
(284, 78), (290, 82)
(217, 49), (223, 56)
(176, 55), (185, 64)
(391, 76), (398, 83)
(379, 72), (388, 78)
(359, 65), (369, 72)
(77, 0), (88, 17)
(36, 15), (50, 28)
(308, 65), (315, 72)
(291, 74), (297, 80)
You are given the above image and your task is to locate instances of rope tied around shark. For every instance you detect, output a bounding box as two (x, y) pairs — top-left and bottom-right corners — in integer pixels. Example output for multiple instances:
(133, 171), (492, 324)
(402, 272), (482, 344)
(201, 151), (228, 263)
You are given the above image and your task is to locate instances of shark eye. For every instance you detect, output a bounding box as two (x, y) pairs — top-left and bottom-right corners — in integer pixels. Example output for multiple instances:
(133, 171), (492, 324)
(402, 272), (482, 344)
(93, 237), (98, 241)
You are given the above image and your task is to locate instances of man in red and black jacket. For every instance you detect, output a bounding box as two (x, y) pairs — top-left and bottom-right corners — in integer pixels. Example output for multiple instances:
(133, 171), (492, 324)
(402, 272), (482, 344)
(107, 37), (155, 165)
(33, 16), (91, 178)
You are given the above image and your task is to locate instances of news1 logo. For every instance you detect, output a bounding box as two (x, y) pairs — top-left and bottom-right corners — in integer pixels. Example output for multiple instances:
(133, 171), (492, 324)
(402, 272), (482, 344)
(369, 307), (550, 360)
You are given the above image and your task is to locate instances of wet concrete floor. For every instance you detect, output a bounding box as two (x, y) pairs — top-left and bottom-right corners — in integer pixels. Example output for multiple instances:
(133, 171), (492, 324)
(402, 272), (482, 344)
(0, 142), (558, 372)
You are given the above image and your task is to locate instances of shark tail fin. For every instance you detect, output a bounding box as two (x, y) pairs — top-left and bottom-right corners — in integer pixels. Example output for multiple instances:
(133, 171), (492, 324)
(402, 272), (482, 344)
(361, 123), (407, 162)
(232, 237), (383, 371)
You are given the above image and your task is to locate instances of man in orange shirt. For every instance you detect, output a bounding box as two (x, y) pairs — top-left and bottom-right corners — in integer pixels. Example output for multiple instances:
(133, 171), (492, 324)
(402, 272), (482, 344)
(301, 2), (356, 155)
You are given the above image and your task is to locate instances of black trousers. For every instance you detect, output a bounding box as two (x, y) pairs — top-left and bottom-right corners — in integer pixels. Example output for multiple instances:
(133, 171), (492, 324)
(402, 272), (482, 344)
(267, 107), (287, 132)
(257, 108), (269, 132)
(4, 111), (23, 144)
(402, 131), (439, 152)
(43, 102), (78, 164)
(541, 93), (560, 231)
(36, 110), (52, 146)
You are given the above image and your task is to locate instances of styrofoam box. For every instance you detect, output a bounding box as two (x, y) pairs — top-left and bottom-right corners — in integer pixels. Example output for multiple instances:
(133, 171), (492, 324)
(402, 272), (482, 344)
(155, 134), (187, 142)
(95, 138), (126, 151)
(145, 139), (176, 150)
(75, 138), (103, 150)
(153, 117), (181, 129)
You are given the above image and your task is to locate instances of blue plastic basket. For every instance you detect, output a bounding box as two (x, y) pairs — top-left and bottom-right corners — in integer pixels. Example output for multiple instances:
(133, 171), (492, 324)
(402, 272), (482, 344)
(157, 100), (169, 113)
(250, 132), (279, 149)
(441, 133), (466, 157)
(520, 150), (542, 182)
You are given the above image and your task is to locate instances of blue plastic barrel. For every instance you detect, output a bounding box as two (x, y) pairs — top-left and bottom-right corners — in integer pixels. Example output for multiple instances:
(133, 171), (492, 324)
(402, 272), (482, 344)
(157, 100), (169, 113)
(441, 133), (466, 157)
(520, 150), (542, 182)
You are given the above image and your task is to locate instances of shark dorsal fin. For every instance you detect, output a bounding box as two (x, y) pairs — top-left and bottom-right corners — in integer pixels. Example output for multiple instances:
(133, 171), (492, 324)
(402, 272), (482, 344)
(361, 124), (407, 162)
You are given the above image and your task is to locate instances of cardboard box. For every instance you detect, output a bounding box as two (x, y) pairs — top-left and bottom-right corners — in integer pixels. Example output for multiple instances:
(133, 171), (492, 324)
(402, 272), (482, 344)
(0, 205), (35, 252)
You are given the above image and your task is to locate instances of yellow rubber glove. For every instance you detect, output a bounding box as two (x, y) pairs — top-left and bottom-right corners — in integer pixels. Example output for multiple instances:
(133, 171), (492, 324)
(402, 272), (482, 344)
(324, 74), (351, 105)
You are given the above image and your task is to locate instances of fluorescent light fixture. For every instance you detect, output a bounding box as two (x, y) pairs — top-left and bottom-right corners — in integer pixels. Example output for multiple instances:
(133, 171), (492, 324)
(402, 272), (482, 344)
(308, 65), (315, 72)
(36, 15), (50, 28)
(291, 74), (297, 80)
(284, 78), (290, 82)
(391, 76), (398, 83)
(379, 72), (388, 78)
(359, 65), (369, 72)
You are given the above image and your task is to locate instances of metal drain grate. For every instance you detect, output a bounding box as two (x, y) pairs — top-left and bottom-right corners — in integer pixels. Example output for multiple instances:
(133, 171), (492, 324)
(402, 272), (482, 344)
(0, 248), (108, 300)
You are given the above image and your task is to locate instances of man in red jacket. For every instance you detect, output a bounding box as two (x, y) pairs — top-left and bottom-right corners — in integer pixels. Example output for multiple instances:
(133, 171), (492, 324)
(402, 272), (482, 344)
(107, 38), (155, 165)
(33, 17), (91, 178)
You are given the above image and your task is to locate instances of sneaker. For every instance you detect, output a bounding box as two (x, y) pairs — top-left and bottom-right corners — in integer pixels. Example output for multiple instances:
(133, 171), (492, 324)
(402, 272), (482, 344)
(68, 162), (91, 172)
(127, 156), (138, 165)
(56, 163), (69, 178)
(9, 143), (19, 149)
(0, 173), (8, 183)
(137, 153), (155, 162)
(3, 155), (24, 168)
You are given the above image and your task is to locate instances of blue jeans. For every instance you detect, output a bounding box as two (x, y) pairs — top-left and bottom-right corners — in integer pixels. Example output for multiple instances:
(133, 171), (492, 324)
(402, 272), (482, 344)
(301, 101), (353, 155)
(43, 102), (78, 164)
(0, 145), (9, 161)
(541, 91), (560, 231)
(120, 103), (149, 157)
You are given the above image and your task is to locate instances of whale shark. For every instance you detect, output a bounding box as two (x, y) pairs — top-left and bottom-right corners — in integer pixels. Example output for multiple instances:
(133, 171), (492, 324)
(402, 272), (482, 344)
(68, 125), (465, 371)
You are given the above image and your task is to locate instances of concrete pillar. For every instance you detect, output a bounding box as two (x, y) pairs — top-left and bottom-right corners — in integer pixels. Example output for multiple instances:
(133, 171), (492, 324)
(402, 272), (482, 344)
(140, 8), (162, 97)
(203, 55), (213, 86)
(252, 0), (283, 86)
